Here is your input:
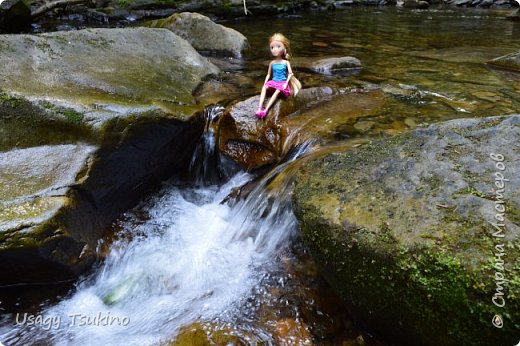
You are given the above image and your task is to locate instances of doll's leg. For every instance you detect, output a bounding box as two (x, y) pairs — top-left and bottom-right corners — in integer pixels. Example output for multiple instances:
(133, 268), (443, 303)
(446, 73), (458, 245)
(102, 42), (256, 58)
(257, 85), (268, 111)
(265, 90), (281, 113)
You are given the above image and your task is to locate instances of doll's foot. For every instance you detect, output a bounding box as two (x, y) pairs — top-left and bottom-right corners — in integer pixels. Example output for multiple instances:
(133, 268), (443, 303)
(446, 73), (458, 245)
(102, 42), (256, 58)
(255, 108), (267, 118)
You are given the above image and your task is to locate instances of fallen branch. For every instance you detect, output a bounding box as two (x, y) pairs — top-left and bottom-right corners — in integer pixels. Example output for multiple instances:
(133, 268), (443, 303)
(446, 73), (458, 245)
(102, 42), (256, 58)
(31, 0), (90, 18)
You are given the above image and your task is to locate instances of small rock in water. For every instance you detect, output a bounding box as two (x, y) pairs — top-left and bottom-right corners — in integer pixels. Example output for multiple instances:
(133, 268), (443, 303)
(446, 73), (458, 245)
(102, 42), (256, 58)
(354, 120), (375, 132)
(404, 117), (417, 128)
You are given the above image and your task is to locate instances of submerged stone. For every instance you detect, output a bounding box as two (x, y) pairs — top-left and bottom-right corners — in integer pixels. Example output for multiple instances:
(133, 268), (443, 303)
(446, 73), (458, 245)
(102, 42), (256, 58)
(293, 114), (520, 346)
(488, 50), (520, 73)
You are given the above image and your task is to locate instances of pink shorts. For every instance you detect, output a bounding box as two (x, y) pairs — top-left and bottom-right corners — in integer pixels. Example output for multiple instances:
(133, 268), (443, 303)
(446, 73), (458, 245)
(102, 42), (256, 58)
(265, 80), (291, 97)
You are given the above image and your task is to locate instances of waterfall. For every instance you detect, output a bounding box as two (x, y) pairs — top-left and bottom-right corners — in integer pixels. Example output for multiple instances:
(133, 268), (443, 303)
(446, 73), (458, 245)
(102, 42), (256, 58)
(189, 105), (240, 187)
(0, 121), (316, 345)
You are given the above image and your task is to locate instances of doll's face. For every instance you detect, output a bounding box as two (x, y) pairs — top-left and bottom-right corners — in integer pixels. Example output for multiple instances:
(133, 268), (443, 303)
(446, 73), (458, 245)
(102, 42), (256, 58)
(270, 40), (286, 57)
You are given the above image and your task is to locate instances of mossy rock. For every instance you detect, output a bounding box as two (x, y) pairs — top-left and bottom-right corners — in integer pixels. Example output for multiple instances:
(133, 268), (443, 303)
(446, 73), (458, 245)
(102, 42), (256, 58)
(171, 322), (251, 346)
(0, 145), (97, 284)
(293, 114), (520, 346)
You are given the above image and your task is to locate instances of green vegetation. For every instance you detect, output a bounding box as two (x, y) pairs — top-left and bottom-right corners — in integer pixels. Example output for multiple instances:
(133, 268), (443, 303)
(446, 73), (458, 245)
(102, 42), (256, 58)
(40, 101), (84, 124)
(0, 92), (22, 108)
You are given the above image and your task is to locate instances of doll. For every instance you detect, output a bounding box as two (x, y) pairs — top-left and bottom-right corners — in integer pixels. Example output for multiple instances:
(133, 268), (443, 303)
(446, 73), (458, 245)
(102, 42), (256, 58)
(255, 33), (302, 119)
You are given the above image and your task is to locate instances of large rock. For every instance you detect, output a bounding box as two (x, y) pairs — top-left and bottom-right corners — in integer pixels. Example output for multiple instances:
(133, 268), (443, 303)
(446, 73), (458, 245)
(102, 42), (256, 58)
(217, 87), (386, 170)
(147, 12), (249, 58)
(0, 27), (219, 118)
(0, 99), (204, 285)
(0, 27), (216, 284)
(488, 50), (520, 72)
(0, 145), (97, 283)
(293, 115), (520, 346)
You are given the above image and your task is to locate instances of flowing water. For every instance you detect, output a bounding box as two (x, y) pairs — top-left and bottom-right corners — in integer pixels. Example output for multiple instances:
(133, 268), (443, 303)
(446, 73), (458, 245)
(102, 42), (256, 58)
(0, 108), (348, 345)
(1, 7), (520, 346)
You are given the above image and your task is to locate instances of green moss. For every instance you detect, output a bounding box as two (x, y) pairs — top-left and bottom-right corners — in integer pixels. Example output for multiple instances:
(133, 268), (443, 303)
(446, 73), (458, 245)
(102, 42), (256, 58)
(454, 185), (489, 199)
(118, 0), (132, 7)
(40, 101), (84, 124)
(505, 202), (520, 225)
(0, 92), (22, 107)
(295, 206), (519, 345)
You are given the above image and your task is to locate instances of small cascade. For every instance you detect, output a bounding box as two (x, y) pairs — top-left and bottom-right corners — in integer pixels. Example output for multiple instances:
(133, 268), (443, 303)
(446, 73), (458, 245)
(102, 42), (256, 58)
(189, 105), (239, 186)
(0, 133), (317, 345)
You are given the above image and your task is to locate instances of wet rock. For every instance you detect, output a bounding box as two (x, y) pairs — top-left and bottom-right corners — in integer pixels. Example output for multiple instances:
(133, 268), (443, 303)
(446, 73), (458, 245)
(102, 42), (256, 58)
(293, 115), (520, 346)
(400, 0), (429, 8)
(274, 318), (313, 345)
(0, 27), (217, 285)
(0, 27), (219, 117)
(171, 322), (254, 345)
(310, 57), (362, 75)
(217, 87), (385, 170)
(0, 0), (31, 32)
(488, 50), (520, 72)
(0, 145), (97, 284)
(147, 12), (249, 57)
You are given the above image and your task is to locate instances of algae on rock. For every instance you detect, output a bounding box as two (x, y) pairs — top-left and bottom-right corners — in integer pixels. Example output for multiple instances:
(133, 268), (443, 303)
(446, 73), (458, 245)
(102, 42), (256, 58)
(293, 114), (520, 346)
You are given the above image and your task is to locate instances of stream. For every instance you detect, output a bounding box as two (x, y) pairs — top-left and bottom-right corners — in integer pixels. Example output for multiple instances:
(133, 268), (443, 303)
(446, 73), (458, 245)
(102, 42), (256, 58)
(1, 6), (519, 346)
(0, 108), (361, 345)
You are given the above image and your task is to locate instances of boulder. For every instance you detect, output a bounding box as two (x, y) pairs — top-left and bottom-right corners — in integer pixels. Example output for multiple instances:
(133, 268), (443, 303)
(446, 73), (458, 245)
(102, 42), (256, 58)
(147, 12), (249, 58)
(293, 115), (520, 346)
(0, 27), (219, 118)
(217, 87), (386, 170)
(0, 97), (205, 285)
(0, 145), (97, 283)
(402, 0), (429, 7)
(487, 50), (520, 72)
(0, 27), (216, 284)
(291, 56), (362, 75)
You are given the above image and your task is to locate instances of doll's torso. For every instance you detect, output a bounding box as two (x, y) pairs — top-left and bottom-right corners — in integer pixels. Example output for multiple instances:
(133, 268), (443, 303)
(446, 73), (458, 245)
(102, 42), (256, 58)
(272, 62), (288, 82)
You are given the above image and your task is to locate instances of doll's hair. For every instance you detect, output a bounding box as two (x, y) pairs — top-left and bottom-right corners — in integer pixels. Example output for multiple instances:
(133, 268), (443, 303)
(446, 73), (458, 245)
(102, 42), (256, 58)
(270, 33), (292, 60)
(269, 32), (302, 95)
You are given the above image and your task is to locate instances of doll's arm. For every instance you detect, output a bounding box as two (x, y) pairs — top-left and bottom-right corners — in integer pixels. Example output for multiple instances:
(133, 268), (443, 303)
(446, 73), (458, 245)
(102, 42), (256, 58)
(283, 62), (294, 88)
(264, 62), (272, 84)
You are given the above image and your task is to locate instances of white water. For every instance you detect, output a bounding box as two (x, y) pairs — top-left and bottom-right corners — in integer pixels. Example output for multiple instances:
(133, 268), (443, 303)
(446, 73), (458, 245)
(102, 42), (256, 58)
(1, 107), (312, 345)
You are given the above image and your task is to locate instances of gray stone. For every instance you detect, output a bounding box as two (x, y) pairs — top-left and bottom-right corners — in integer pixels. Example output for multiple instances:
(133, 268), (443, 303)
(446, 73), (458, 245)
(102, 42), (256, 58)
(147, 12), (249, 58)
(0, 145), (97, 283)
(293, 114), (520, 346)
(310, 56), (362, 75)
(0, 28), (219, 121)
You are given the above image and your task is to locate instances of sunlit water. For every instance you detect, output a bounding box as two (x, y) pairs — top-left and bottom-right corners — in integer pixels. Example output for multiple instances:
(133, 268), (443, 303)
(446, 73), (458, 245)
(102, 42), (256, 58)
(225, 7), (520, 131)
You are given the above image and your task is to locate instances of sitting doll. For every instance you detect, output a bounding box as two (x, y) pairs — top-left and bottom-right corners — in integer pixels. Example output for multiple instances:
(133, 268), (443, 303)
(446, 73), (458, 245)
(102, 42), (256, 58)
(255, 33), (302, 119)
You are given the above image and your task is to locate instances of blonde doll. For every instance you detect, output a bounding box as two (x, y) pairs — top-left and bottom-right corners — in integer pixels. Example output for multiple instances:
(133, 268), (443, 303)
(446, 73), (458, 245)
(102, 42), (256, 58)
(255, 33), (302, 119)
